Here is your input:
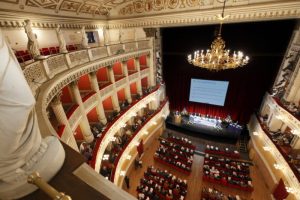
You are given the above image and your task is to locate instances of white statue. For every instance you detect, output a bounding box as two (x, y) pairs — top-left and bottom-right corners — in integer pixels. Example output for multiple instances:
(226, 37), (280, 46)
(81, 26), (89, 49)
(55, 25), (68, 53)
(0, 29), (65, 199)
(24, 19), (42, 59)
(119, 28), (123, 43)
(103, 27), (110, 45)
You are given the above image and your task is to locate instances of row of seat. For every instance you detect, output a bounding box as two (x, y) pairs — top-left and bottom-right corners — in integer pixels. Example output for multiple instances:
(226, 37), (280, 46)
(14, 44), (78, 63)
(137, 166), (187, 200)
(203, 154), (253, 192)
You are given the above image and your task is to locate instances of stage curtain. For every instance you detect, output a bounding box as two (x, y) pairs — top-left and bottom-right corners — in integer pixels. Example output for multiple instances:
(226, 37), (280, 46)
(273, 179), (289, 200)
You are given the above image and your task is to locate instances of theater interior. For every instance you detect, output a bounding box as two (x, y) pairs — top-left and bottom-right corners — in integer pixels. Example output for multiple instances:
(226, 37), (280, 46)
(0, 0), (300, 200)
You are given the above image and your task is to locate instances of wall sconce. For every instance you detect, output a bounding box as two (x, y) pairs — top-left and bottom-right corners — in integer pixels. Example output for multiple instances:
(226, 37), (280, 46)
(120, 171), (126, 176)
(273, 163), (283, 170)
(285, 186), (296, 194)
(253, 131), (259, 136)
(276, 115), (284, 120)
(143, 131), (149, 135)
(151, 121), (157, 125)
(263, 146), (271, 151)
(102, 154), (110, 160)
(291, 129), (300, 136)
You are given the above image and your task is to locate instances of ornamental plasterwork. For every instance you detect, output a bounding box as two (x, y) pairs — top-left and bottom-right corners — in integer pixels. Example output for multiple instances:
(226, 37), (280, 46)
(119, 0), (204, 15)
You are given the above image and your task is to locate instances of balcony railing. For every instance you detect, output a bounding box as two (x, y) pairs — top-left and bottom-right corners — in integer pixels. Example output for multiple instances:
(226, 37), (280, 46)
(90, 85), (162, 172)
(256, 115), (300, 183)
(22, 39), (152, 96)
(111, 99), (168, 183)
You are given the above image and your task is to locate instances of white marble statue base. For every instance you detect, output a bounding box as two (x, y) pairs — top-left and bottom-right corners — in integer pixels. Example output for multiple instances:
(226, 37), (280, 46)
(0, 136), (65, 200)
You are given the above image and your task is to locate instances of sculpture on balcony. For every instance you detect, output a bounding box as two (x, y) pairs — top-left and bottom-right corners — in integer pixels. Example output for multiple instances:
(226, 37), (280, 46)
(81, 26), (89, 49)
(24, 19), (44, 60)
(55, 25), (68, 53)
(0, 29), (65, 199)
(103, 27), (110, 45)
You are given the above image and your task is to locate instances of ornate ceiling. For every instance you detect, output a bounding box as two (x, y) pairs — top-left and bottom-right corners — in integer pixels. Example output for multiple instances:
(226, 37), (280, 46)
(0, 0), (294, 18)
(0, 0), (299, 27)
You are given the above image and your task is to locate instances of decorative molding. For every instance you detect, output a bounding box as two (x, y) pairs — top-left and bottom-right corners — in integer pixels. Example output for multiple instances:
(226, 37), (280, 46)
(107, 1), (300, 28)
(0, 1), (299, 29)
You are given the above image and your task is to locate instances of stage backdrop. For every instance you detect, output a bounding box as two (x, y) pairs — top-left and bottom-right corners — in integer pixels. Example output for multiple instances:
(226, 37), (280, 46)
(162, 20), (296, 124)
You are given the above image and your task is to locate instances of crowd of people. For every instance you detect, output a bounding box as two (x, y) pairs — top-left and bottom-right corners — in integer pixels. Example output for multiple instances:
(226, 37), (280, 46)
(99, 107), (157, 181)
(205, 145), (240, 159)
(201, 187), (245, 200)
(269, 128), (294, 146)
(167, 135), (196, 150)
(154, 137), (195, 174)
(202, 154), (253, 192)
(137, 166), (188, 200)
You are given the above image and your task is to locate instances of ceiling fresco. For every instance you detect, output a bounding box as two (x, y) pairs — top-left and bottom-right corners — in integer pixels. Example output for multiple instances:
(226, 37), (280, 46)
(0, 0), (250, 18)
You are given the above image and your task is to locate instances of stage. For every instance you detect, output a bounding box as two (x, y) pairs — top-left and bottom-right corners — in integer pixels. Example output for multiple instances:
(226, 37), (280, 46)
(166, 115), (242, 143)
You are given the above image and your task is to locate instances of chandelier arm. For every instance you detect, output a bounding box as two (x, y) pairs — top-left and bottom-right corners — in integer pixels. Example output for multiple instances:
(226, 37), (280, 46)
(221, 0), (226, 18)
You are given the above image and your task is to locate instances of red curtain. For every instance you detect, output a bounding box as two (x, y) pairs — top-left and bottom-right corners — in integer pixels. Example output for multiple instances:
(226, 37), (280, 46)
(273, 179), (289, 200)
(137, 139), (144, 157)
(162, 20), (295, 124)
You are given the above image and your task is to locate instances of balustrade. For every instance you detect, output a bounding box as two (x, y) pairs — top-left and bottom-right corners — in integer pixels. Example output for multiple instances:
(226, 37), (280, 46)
(140, 68), (150, 77)
(68, 106), (82, 130)
(90, 46), (108, 61)
(69, 50), (89, 67)
(91, 85), (162, 173)
(115, 77), (127, 89)
(124, 42), (137, 52)
(112, 100), (169, 184)
(46, 54), (68, 78)
(249, 115), (300, 198)
(23, 61), (47, 95)
(128, 73), (139, 82)
(109, 44), (124, 55)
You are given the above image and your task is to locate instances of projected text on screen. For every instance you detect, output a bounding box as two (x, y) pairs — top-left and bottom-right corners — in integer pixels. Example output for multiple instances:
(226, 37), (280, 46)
(189, 79), (229, 106)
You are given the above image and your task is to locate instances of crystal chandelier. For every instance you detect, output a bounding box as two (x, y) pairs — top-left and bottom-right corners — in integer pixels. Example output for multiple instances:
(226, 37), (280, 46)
(187, 0), (249, 71)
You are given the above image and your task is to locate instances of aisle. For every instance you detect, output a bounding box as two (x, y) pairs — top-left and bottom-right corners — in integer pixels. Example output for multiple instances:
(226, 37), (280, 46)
(124, 135), (271, 200)
(124, 136), (203, 200)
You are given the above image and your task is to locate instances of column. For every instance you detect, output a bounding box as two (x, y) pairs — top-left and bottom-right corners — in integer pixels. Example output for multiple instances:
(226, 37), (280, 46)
(121, 61), (132, 103)
(69, 81), (94, 143)
(291, 136), (300, 149)
(50, 94), (78, 152)
(138, 108), (144, 117)
(88, 72), (107, 125)
(284, 66), (300, 102)
(107, 66), (121, 112)
(146, 51), (156, 87)
(268, 114), (283, 132)
(127, 116), (135, 126)
(134, 57), (143, 96)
